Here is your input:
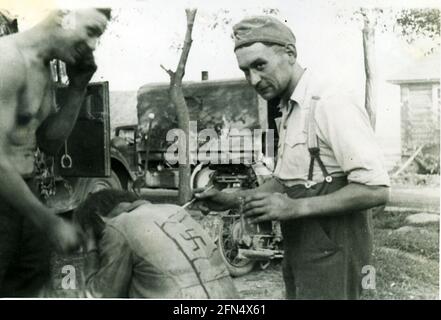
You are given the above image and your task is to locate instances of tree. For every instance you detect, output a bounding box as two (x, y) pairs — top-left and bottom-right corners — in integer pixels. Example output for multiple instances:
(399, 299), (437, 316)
(161, 9), (198, 205)
(357, 8), (378, 128)
(338, 7), (440, 130)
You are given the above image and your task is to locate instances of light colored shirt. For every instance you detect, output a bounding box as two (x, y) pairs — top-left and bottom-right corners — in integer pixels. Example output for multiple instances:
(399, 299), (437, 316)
(84, 203), (238, 299)
(273, 69), (390, 187)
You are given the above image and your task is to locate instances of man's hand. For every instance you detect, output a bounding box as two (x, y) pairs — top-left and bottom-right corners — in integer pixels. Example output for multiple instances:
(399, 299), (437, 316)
(66, 52), (97, 90)
(193, 187), (235, 213)
(243, 192), (294, 224)
(47, 216), (83, 254)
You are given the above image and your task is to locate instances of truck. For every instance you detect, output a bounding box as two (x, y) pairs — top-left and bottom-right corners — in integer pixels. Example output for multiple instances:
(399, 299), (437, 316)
(41, 81), (135, 213)
(46, 77), (284, 277)
(111, 77), (284, 276)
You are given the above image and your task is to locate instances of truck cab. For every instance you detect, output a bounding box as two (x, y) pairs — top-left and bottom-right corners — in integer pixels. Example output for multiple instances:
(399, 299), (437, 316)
(43, 82), (134, 213)
(112, 78), (274, 191)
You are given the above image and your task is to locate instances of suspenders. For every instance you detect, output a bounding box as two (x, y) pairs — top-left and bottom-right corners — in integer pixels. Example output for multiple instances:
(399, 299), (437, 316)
(306, 96), (333, 187)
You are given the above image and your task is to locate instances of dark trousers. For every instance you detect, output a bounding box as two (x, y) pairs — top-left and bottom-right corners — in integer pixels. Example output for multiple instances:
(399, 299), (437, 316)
(0, 180), (51, 297)
(281, 177), (373, 300)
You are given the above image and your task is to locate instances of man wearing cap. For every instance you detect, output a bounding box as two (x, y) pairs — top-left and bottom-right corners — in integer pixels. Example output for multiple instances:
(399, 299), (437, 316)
(195, 16), (390, 299)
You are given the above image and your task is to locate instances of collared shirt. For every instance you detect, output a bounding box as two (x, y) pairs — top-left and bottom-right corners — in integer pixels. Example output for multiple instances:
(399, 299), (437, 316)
(83, 203), (238, 299)
(273, 69), (390, 187)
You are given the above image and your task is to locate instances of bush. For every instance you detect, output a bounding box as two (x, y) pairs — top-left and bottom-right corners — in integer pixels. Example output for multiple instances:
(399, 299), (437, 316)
(415, 143), (440, 174)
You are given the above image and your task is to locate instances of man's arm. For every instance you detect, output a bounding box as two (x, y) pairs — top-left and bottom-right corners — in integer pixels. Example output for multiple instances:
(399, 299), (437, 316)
(36, 85), (88, 155)
(194, 177), (285, 212)
(84, 226), (132, 298)
(243, 183), (389, 223)
(37, 57), (97, 155)
(0, 55), (80, 253)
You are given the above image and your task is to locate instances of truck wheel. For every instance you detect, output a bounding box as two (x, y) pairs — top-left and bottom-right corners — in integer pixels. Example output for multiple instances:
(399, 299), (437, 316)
(217, 216), (255, 277)
(84, 170), (123, 194)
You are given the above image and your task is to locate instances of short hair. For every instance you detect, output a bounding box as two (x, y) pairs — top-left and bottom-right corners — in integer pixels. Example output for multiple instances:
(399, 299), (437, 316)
(96, 8), (112, 20)
(74, 189), (139, 239)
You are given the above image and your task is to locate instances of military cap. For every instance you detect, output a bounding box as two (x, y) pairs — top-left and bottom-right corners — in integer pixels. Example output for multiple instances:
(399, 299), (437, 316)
(232, 16), (296, 50)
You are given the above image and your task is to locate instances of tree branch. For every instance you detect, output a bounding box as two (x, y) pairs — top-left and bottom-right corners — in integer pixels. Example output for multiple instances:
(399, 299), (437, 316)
(160, 64), (174, 77)
(357, 8), (377, 129)
(175, 9), (197, 84)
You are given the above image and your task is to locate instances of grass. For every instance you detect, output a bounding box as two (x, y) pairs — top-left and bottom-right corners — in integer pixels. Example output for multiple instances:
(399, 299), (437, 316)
(362, 246), (438, 299)
(361, 207), (439, 299)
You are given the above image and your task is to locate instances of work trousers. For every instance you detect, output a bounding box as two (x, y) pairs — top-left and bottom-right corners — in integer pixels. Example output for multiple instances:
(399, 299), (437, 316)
(281, 177), (373, 299)
(0, 180), (51, 297)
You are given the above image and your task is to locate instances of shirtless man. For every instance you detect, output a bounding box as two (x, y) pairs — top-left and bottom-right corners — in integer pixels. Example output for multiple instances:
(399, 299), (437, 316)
(0, 8), (110, 297)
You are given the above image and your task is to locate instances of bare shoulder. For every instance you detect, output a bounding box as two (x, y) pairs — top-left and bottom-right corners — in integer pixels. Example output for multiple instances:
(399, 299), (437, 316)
(0, 37), (26, 90)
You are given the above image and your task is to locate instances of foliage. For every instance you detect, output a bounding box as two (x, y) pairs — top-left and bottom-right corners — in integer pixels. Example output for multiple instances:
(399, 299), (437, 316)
(396, 8), (440, 46)
(409, 119), (440, 174)
(415, 143), (440, 174)
(391, 173), (440, 187)
(336, 7), (440, 54)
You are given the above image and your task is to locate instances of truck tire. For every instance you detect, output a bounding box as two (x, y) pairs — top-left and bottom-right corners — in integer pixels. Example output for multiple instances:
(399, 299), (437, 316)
(83, 170), (123, 195)
(217, 216), (255, 277)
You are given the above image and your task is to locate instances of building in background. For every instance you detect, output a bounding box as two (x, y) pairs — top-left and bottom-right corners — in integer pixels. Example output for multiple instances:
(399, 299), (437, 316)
(388, 52), (440, 173)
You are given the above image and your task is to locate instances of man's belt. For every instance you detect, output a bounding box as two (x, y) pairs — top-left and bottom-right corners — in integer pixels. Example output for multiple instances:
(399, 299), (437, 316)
(277, 172), (347, 188)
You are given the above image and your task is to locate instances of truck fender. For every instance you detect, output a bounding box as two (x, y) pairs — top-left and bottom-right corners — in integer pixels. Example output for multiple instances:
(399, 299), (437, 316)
(190, 163), (214, 190)
(110, 147), (136, 185)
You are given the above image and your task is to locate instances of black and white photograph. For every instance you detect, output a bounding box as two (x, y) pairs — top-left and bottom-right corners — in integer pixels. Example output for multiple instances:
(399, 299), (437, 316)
(0, 0), (439, 302)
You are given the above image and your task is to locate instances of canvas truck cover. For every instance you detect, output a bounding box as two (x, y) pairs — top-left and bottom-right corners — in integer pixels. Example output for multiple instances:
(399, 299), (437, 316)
(136, 79), (267, 163)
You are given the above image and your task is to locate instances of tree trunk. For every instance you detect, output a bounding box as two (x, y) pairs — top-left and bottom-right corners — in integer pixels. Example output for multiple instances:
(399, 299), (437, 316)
(361, 10), (377, 129)
(161, 9), (197, 205)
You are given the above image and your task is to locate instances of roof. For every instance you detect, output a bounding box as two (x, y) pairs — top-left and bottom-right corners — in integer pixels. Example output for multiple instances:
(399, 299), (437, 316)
(388, 52), (440, 85)
(137, 78), (248, 97)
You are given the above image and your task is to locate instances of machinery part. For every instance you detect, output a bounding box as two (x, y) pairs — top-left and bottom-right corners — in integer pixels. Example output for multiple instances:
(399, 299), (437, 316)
(191, 164), (214, 190)
(259, 260), (271, 270)
(237, 248), (283, 260)
(217, 216), (256, 277)
(83, 170), (123, 195)
(237, 248), (276, 260)
(61, 142), (73, 169)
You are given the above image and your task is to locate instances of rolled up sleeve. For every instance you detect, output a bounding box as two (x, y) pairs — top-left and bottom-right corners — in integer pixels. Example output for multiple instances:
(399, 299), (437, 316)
(315, 94), (390, 187)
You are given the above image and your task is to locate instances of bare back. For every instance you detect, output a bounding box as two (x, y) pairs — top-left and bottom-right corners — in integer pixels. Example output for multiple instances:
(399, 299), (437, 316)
(0, 34), (56, 177)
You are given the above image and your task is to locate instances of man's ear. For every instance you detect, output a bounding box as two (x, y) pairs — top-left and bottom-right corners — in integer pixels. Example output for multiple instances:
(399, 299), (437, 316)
(285, 44), (297, 64)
